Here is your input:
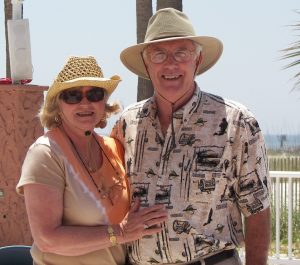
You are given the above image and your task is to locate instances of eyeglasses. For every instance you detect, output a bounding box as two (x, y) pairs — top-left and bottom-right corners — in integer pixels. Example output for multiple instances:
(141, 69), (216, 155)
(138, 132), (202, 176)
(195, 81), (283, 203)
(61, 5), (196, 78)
(147, 48), (198, 64)
(60, 87), (105, 104)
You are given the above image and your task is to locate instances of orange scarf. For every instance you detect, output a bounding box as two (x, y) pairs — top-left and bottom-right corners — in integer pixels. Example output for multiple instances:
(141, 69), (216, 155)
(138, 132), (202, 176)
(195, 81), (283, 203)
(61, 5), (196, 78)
(46, 127), (130, 224)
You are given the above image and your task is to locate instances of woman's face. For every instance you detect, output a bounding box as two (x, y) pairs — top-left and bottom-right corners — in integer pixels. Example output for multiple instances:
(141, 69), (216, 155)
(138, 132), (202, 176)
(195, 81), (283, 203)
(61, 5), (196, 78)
(58, 86), (107, 136)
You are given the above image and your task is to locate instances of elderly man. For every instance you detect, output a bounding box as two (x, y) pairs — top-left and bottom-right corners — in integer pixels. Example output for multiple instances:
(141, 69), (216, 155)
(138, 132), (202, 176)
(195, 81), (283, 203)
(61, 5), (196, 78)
(112, 8), (270, 265)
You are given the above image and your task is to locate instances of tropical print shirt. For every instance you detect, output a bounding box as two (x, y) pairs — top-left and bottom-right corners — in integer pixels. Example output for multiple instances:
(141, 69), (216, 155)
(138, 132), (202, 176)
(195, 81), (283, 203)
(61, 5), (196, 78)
(111, 85), (270, 264)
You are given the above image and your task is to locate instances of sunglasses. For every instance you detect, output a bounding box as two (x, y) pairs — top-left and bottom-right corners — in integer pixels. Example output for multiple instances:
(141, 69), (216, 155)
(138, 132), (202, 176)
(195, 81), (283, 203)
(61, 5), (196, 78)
(60, 87), (105, 104)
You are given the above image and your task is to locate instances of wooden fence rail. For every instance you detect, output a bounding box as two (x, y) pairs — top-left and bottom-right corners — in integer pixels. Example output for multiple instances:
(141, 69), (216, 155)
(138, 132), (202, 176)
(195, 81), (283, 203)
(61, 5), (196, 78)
(269, 156), (300, 171)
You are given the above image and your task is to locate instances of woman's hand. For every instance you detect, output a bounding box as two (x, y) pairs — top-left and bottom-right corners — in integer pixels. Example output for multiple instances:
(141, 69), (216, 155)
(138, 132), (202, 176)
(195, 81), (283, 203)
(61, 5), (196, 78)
(119, 198), (168, 243)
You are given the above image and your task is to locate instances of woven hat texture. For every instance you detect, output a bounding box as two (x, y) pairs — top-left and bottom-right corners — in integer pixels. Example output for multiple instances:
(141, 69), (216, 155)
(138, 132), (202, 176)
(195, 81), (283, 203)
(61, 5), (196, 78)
(46, 56), (121, 102)
(56, 56), (105, 82)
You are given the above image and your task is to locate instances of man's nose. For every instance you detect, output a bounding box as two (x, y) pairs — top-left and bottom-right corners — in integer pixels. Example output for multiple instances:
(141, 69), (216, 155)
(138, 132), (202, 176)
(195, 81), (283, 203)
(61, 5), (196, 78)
(165, 52), (177, 64)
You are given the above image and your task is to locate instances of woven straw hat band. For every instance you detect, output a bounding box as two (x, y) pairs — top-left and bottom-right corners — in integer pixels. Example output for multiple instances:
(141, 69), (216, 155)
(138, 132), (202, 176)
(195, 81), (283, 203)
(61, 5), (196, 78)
(145, 8), (196, 42)
(56, 56), (104, 82)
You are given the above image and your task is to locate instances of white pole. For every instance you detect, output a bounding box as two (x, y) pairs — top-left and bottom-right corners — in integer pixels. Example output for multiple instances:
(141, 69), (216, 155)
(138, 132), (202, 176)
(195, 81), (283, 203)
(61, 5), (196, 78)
(288, 177), (293, 259)
(11, 0), (24, 20)
(275, 176), (280, 258)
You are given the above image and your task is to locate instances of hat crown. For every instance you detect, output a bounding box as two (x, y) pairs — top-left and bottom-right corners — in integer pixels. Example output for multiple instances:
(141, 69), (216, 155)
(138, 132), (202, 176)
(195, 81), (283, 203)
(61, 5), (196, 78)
(56, 56), (104, 82)
(120, 8), (223, 79)
(145, 8), (196, 42)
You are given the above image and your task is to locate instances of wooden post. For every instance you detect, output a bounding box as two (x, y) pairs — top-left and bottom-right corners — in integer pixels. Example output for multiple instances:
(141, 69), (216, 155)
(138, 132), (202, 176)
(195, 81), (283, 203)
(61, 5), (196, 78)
(0, 84), (47, 246)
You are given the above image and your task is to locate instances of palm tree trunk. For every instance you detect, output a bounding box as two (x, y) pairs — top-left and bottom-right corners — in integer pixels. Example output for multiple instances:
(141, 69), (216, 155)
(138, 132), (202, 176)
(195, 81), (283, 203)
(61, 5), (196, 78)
(136, 0), (183, 101)
(156, 0), (182, 11)
(136, 0), (154, 101)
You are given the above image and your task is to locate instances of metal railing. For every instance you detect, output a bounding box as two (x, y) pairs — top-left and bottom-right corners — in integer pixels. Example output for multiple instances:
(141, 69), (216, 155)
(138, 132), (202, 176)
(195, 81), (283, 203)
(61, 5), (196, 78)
(268, 171), (300, 265)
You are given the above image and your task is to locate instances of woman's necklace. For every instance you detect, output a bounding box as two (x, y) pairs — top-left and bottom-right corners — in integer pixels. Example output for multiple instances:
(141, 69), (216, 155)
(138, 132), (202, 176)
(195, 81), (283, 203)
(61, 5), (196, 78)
(86, 136), (98, 172)
(62, 128), (125, 205)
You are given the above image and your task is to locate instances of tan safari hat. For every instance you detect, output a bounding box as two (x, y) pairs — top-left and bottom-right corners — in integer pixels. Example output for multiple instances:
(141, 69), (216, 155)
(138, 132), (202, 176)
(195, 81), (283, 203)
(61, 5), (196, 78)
(120, 8), (223, 79)
(46, 56), (121, 102)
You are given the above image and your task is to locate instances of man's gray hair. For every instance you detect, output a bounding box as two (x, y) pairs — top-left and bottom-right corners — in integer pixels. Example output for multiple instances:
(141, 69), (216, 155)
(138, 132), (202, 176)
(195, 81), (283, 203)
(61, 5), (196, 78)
(193, 41), (202, 55)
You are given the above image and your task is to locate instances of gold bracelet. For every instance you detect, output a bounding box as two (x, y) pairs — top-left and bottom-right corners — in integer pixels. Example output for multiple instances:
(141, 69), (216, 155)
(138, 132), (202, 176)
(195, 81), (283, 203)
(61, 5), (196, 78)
(108, 225), (118, 246)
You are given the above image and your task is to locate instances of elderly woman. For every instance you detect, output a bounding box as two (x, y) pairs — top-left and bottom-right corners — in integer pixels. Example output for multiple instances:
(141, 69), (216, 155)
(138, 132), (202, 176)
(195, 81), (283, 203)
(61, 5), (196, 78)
(16, 56), (167, 265)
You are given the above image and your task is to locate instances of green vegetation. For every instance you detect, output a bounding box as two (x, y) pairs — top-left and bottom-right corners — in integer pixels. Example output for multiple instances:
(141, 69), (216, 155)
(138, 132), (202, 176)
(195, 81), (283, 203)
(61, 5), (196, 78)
(270, 196), (300, 258)
(268, 154), (300, 258)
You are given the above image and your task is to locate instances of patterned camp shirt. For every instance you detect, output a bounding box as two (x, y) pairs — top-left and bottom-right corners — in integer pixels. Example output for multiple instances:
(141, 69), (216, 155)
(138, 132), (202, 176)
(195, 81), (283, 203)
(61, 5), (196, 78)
(111, 85), (270, 264)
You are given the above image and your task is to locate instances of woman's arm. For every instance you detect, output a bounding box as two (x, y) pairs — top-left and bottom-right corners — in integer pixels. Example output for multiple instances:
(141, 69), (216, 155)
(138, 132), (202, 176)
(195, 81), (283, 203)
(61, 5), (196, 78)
(24, 183), (167, 256)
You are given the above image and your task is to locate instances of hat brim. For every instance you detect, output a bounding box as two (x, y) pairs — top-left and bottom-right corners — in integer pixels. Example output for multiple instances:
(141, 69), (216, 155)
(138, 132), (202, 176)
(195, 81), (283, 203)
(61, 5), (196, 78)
(120, 36), (223, 79)
(46, 75), (121, 101)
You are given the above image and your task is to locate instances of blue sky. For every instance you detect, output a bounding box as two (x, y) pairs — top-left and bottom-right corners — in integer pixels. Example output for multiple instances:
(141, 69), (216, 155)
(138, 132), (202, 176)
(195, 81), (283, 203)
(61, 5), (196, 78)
(1, 0), (299, 135)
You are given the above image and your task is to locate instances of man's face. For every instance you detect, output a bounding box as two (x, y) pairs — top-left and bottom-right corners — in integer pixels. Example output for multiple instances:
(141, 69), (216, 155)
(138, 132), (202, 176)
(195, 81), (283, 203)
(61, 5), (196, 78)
(144, 39), (200, 103)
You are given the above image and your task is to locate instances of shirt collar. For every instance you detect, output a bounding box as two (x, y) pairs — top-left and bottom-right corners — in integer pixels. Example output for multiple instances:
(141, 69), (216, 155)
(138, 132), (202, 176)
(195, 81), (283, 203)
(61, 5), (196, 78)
(141, 83), (203, 124)
(174, 84), (203, 125)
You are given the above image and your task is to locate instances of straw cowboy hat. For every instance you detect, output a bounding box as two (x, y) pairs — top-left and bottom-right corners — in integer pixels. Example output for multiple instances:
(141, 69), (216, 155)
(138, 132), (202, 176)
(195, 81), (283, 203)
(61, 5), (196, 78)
(120, 8), (223, 79)
(46, 56), (121, 102)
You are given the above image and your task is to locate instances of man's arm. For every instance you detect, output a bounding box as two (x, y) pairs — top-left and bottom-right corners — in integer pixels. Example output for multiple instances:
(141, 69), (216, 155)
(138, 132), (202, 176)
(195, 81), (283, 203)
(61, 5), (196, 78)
(245, 207), (271, 265)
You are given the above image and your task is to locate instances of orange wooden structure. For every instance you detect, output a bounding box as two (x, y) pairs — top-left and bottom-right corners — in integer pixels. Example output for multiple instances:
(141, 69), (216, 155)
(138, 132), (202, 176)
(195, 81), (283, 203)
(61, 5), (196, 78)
(0, 84), (47, 246)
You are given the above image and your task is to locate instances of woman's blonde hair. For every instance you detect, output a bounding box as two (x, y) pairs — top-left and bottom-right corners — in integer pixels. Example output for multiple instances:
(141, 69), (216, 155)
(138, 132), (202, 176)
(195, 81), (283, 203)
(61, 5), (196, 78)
(39, 91), (121, 130)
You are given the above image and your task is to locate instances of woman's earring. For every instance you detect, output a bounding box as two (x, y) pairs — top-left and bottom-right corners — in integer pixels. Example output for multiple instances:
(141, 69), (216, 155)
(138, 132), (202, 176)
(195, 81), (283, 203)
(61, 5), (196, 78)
(55, 115), (61, 125)
(99, 117), (107, 129)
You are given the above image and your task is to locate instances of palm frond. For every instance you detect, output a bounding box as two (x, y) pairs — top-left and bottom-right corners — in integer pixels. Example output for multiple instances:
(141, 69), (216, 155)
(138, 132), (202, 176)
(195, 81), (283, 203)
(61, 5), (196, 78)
(281, 11), (300, 90)
(283, 60), (300, 69)
(282, 52), (300, 60)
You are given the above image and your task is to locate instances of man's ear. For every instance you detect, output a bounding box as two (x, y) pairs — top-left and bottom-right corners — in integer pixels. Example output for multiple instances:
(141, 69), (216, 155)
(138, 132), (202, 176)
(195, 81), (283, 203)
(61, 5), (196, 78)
(140, 51), (151, 79)
(195, 52), (203, 75)
(198, 52), (203, 64)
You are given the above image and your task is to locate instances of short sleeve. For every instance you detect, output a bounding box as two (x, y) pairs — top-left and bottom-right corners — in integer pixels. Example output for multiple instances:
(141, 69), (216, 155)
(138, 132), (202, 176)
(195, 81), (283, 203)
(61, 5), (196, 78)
(235, 110), (271, 217)
(16, 143), (65, 195)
